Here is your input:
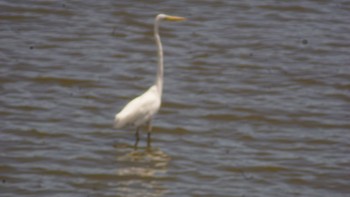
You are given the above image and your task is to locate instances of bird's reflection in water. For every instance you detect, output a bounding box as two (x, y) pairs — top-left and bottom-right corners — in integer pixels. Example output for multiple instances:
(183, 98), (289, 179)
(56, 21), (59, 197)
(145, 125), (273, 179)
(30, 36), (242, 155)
(115, 146), (171, 197)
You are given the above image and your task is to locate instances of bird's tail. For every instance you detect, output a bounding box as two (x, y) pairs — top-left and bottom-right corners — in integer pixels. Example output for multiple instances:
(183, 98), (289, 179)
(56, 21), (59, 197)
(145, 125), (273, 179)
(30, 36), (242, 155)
(114, 117), (120, 128)
(114, 115), (124, 129)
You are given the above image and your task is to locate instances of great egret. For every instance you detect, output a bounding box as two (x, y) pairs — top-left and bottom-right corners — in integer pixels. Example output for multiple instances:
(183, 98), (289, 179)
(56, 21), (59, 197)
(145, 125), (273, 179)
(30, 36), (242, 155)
(114, 14), (186, 148)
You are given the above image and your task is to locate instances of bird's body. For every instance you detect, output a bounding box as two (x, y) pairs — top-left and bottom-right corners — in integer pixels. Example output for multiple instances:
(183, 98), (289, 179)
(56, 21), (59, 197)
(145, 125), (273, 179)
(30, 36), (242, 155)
(114, 85), (160, 129)
(114, 14), (185, 148)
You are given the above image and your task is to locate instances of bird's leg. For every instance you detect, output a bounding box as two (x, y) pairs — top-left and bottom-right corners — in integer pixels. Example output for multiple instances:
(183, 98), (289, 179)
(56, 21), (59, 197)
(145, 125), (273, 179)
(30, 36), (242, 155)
(146, 121), (152, 148)
(147, 132), (151, 148)
(134, 127), (140, 150)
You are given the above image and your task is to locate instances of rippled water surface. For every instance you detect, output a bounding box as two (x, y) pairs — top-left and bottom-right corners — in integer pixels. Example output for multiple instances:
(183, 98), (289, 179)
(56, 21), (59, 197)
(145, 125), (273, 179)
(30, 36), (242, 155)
(1, 1), (350, 196)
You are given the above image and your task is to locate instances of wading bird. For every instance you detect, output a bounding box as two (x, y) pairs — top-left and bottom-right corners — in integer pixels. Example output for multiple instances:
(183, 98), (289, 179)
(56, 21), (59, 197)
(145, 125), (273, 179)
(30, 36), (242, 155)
(114, 14), (186, 148)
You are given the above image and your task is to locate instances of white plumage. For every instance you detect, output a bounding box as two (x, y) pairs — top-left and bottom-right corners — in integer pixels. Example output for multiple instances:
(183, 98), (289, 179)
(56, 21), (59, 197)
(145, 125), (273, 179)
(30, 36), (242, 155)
(114, 85), (160, 129)
(114, 14), (186, 148)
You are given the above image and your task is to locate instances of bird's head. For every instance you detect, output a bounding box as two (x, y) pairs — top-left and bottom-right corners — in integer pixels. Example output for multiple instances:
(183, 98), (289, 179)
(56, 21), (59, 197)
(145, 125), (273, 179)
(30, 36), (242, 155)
(157, 14), (186, 22)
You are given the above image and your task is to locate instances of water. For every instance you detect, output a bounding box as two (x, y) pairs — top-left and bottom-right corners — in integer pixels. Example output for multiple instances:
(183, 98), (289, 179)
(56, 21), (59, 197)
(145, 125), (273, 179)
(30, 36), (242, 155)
(1, 0), (350, 196)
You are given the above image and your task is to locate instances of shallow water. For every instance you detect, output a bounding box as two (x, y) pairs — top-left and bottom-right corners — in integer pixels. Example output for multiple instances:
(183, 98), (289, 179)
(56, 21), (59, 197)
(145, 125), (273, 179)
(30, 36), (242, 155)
(1, 0), (350, 196)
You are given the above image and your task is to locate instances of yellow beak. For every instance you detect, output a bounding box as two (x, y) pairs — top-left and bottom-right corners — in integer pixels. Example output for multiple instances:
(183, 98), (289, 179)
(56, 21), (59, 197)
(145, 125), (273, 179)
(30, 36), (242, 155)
(164, 15), (187, 21)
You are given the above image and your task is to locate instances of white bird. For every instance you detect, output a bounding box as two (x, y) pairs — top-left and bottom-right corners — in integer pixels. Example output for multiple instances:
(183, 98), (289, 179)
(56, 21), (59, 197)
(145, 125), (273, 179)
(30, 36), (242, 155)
(114, 14), (186, 148)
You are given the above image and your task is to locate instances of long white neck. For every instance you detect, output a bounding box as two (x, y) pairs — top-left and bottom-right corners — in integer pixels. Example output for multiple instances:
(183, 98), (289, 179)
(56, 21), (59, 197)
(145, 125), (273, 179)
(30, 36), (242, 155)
(154, 17), (163, 98)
